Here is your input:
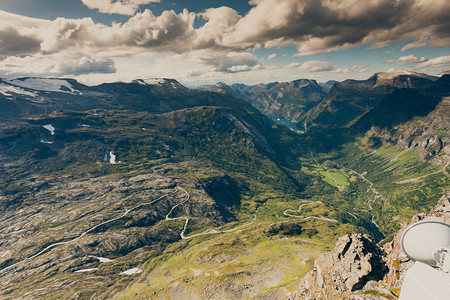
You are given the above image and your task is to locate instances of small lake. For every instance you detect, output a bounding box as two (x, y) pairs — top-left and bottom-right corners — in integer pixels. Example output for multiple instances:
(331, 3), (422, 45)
(270, 116), (302, 133)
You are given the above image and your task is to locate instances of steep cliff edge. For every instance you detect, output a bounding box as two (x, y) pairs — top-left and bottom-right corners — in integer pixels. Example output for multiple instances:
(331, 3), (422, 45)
(290, 191), (450, 299)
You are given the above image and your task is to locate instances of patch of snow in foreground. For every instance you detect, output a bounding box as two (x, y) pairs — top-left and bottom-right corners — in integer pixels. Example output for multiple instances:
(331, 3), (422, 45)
(0, 83), (38, 97)
(40, 140), (54, 144)
(121, 268), (142, 275)
(75, 268), (98, 273)
(43, 124), (55, 135)
(109, 151), (117, 164)
(7, 78), (77, 94)
(96, 257), (113, 263)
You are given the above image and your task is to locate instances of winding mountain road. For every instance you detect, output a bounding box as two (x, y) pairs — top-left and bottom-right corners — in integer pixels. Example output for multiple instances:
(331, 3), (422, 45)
(340, 166), (381, 228)
(0, 186), (255, 274)
(165, 187), (253, 240)
(0, 188), (178, 274)
(283, 201), (338, 223)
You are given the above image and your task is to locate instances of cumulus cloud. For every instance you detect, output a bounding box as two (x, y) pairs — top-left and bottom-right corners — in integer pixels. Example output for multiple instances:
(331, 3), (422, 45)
(0, 53), (117, 77)
(3, 0), (450, 58)
(39, 9), (196, 54)
(416, 55), (450, 69)
(297, 61), (334, 72)
(120, 9), (196, 50)
(0, 27), (41, 56)
(53, 56), (116, 75)
(283, 62), (301, 69)
(268, 53), (277, 60)
(81, 0), (160, 16)
(41, 17), (98, 53)
(333, 64), (368, 74)
(0, 55), (55, 77)
(201, 52), (263, 73)
(387, 54), (428, 64)
(195, 6), (241, 50)
(220, 0), (450, 55)
(1, 0), (450, 79)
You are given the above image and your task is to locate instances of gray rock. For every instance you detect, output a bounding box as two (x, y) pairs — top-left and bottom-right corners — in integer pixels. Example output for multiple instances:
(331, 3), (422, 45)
(293, 234), (388, 299)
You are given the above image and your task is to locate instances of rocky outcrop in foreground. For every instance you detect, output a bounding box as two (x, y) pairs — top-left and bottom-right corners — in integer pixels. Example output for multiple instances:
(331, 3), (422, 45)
(290, 234), (389, 299)
(291, 190), (450, 299)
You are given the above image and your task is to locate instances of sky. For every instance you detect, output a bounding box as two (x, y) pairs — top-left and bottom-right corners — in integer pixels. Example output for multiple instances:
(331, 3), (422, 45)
(0, 0), (449, 86)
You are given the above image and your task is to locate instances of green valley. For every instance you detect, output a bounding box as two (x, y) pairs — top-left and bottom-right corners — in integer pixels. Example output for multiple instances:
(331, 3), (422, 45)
(0, 72), (448, 299)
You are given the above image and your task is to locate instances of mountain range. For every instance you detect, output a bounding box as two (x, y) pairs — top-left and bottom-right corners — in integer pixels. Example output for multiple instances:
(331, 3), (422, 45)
(197, 79), (326, 126)
(0, 70), (448, 299)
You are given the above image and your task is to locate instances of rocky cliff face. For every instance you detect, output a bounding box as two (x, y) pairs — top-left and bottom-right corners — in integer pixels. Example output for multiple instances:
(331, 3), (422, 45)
(249, 79), (326, 123)
(197, 79), (326, 123)
(364, 95), (450, 165)
(303, 71), (439, 130)
(290, 234), (389, 299)
(291, 191), (450, 299)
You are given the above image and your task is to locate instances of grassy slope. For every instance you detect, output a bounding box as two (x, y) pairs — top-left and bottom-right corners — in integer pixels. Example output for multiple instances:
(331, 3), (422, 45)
(335, 136), (448, 234)
(111, 220), (357, 299)
(2, 96), (447, 298)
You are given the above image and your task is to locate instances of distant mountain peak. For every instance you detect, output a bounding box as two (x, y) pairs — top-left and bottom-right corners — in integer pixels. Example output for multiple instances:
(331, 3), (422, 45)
(371, 70), (438, 87)
(4, 77), (79, 95)
(117, 78), (184, 89)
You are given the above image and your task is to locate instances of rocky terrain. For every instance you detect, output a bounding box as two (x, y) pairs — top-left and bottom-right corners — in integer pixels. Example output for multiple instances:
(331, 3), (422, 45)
(303, 71), (439, 130)
(0, 71), (448, 299)
(291, 190), (450, 299)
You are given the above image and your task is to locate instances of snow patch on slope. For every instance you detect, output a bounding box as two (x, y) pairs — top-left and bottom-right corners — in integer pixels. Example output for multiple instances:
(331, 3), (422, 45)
(75, 268), (98, 273)
(121, 268), (142, 275)
(0, 83), (38, 97)
(109, 151), (117, 164)
(40, 140), (54, 144)
(43, 124), (55, 135)
(142, 78), (166, 85)
(7, 78), (77, 94)
(96, 257), (113, 263)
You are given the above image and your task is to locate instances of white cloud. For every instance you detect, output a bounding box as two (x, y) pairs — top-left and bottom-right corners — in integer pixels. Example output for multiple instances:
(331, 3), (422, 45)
(39, 9), (196, 54)
(201, 52), (263, 73)
(0, 53), (117, 77)
(416, 55), (450, 69)
(195, 6), (241, 50)
(283, 62), (301, 69)
(333, 65), (368, 74)
(267, 53), (277, 60)
(298, 61), (334, 72)
(81, 0), (160, 16)
(3, 0), (450, 58)
(53, 55), (116, 75)
(387, 54), (428, 64)
(1, 0), (450, 81)
(219, 0), (450, 55)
